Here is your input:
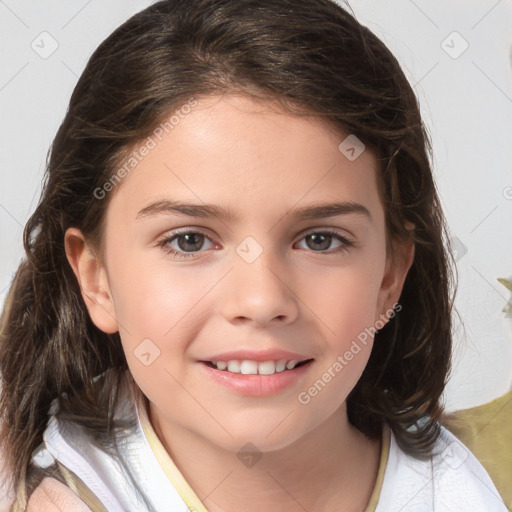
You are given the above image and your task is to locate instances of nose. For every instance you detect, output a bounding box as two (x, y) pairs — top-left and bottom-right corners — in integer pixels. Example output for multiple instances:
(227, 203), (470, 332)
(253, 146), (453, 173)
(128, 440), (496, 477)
(220, 242), (299, 327)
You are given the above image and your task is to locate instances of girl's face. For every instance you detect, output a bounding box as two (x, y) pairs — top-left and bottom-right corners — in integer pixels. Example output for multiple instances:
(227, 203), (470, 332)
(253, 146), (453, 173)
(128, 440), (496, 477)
(67, 94), (413, 454)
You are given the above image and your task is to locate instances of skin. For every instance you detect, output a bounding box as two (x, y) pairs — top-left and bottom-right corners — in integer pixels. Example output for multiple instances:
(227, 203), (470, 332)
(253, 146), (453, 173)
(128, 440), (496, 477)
(26, 478), (91, 512)
(66, 94), (414, 512)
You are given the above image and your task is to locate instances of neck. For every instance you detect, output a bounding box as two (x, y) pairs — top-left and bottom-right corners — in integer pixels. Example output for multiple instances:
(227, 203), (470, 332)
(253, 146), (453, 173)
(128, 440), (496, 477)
(148, 399), (381, 512)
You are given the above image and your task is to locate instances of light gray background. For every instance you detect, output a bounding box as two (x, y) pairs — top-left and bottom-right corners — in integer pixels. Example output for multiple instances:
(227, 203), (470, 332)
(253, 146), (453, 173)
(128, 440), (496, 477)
(0, 0), (511, 416)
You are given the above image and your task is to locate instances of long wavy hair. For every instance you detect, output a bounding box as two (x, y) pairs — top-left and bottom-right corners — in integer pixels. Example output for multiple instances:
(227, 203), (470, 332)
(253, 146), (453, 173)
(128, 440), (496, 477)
(0, 0), (456, 505)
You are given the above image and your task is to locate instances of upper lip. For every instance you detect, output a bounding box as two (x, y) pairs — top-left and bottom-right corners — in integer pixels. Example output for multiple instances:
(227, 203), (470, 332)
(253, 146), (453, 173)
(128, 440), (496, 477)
(199, 349), (313, 363)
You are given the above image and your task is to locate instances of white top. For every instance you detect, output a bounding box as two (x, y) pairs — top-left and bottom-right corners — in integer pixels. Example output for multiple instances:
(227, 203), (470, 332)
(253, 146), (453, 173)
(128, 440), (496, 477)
(376, 424), (508, 511)
(22, 371), (508, 512)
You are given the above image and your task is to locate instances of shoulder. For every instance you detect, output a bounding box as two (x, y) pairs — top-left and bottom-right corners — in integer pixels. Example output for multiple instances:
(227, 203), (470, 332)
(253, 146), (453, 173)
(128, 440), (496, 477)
(376, 424), (508, 511)
(26, 478), (92, 512)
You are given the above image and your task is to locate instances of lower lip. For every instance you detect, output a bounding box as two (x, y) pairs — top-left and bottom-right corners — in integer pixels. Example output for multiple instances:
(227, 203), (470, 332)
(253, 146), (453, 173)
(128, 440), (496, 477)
(198, 360), (314, 396)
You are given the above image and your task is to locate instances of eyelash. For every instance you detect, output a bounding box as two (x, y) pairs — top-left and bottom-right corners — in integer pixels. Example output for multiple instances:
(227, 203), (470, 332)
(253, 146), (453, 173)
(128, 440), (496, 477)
(156, 228), (355, 260)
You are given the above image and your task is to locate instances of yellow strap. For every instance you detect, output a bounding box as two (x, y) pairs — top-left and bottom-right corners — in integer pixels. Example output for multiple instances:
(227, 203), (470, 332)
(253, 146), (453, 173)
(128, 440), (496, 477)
(363, 423), (391, 512)
(139, 409), (209, 512)
(9, 481), (26, 512)
(56, 461), (110, 512)
(9, 464), (108, 512)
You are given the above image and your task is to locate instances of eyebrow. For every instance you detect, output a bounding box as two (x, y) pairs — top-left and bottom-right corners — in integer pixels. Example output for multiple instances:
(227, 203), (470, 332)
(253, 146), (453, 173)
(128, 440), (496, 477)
(136, 199), (371, 222)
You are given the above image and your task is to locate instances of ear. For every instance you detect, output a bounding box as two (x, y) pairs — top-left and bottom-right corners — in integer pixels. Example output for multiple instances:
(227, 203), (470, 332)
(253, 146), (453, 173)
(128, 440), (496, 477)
(375, 222), (415, 324)
(64, 227), (119, 334)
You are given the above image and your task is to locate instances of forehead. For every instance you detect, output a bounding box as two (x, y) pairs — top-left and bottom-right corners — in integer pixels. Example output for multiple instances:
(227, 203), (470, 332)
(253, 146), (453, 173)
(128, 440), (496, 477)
(106, 94), (383, 224)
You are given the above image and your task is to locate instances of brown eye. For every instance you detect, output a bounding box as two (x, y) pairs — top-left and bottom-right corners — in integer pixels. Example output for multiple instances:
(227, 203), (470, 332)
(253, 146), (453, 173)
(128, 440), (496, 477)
(304, 233), (332, 251)
(296, 230), (354, 254)
(157, 229), (216, 259)
(176, 232), (206, 252)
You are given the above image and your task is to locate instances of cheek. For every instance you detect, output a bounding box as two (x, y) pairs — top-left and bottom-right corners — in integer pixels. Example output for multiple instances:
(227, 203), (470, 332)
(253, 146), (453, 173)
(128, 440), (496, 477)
(106, 257), (209, 401)
(300, 283), (378, 413)
(307, 263), (384, 342)
(108, 255), (201, 332)
(106, 254), (222, 375)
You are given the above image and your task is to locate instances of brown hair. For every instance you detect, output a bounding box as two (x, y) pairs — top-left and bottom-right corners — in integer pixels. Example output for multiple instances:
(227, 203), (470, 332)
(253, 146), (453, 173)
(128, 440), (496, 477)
(0, 0), (456, 504)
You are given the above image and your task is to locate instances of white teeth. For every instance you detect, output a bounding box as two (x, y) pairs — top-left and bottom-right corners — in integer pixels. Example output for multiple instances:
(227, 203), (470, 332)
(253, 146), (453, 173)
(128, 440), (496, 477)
(240, 361), (258, 375)
(258, 361), (276, 375)
(275, 360), (287, 372)
(210, 358), (307, 374)
(227, 360), (241, 373)
(286, 360), (299, 370)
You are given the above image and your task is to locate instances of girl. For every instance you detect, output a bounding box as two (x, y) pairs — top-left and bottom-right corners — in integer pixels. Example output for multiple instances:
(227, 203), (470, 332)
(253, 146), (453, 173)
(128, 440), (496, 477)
(0, 0), (508, 510)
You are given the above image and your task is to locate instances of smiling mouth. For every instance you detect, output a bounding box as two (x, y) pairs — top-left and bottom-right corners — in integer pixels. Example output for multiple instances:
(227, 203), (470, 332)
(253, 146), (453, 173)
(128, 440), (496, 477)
(200, 359), (314, 375)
